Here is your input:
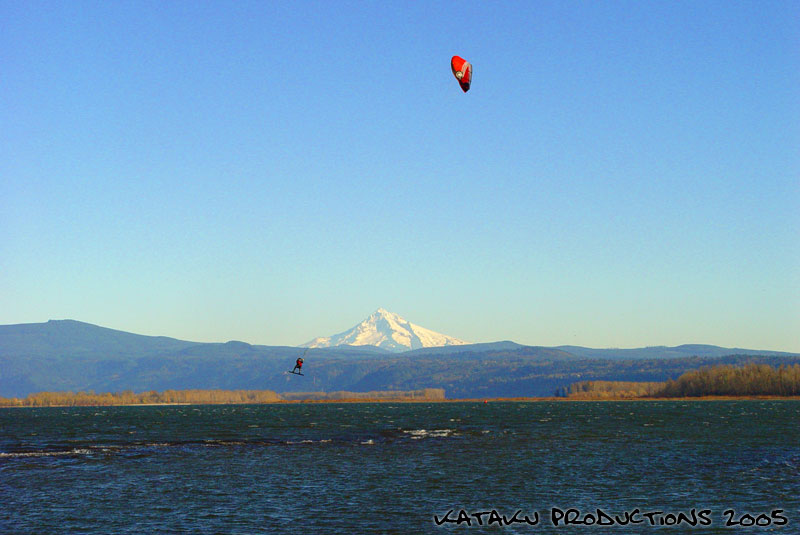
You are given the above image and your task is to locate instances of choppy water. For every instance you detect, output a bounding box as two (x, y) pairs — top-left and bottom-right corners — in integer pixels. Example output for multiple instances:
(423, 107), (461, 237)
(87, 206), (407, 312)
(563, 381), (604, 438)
(1, 401), (799, 534)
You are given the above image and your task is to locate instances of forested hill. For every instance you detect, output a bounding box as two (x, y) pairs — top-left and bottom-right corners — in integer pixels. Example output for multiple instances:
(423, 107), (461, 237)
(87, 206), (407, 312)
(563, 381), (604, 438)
(0, 320), (196, 359)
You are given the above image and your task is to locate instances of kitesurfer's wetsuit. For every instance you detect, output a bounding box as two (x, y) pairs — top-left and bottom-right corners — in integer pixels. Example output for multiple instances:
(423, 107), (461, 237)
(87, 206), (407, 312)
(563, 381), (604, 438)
(292, 358), (304, 374)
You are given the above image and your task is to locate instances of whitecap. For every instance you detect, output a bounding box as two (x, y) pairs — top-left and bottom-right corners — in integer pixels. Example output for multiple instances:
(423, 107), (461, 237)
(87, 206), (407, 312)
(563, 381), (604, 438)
(0, 448), (93, 458)
(404, 429), (455, 439)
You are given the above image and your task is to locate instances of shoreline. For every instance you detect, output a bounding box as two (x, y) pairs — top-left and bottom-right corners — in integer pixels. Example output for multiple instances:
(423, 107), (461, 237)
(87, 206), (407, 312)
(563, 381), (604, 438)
(3, 395), (800, 408)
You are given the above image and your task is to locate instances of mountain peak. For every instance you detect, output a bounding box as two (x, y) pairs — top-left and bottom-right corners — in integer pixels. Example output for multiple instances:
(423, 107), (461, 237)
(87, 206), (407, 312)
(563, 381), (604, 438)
(302, 309), (468, 353)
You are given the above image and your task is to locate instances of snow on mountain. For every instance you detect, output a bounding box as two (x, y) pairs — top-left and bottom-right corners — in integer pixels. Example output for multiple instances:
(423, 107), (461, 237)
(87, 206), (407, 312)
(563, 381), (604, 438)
(301, 308), (468, 352)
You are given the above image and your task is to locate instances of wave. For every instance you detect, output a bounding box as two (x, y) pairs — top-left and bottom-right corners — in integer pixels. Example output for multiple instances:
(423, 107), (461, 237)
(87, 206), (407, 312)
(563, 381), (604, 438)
(0, 448), (93, 458)
(0, 428), (468, 459)
(403, 428), (457, 439)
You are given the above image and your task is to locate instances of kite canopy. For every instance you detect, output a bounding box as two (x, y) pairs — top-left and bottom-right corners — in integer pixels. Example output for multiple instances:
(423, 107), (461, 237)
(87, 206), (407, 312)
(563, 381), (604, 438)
(451, 55), (472, 93)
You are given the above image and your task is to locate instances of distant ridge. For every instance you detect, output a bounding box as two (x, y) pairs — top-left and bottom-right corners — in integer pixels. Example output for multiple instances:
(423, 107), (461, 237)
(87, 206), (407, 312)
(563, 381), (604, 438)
(2, 319), (795, 361)
(405, 341), (524, 355)
(555, 344), (797, 360)
(0, 319), (196, 359)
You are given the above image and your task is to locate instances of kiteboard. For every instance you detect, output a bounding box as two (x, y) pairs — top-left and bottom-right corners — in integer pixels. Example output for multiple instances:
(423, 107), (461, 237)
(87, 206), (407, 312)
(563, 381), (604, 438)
(286, 370), (304, 376)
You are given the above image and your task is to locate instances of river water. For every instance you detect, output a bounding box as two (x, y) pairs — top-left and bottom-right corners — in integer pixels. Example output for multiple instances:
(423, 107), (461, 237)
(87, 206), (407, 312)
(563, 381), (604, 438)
(2, 401), (798, 533)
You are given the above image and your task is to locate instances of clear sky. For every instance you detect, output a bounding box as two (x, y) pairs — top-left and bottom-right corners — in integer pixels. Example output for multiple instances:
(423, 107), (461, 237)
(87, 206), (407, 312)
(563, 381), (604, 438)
(2, 1), (798, 351)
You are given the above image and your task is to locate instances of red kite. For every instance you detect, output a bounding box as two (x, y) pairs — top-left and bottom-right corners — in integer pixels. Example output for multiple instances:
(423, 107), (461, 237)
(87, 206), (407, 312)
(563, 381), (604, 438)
(451, 56), (472, 93)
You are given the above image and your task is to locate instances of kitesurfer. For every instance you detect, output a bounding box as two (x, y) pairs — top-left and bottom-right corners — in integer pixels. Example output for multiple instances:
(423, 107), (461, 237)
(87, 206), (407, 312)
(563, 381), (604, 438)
(292, 357), (304, 374)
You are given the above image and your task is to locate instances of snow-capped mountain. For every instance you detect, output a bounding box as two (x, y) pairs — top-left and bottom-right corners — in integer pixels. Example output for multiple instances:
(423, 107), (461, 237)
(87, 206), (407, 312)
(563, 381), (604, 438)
(301, 308), (468, 352)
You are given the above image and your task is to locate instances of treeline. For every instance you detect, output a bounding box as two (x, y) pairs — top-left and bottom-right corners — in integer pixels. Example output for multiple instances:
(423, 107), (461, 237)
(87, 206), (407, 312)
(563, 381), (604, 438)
(564, 363), (800, 399)
(0, 388), (447, 407)
(657, 363), (800, 397)
(0, 389), (282, 407)
(561, 381), (665, 400)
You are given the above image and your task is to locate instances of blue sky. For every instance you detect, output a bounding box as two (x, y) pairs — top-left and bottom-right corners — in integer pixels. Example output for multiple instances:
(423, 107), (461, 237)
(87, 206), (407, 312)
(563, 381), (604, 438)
(2, 1), (798, 351)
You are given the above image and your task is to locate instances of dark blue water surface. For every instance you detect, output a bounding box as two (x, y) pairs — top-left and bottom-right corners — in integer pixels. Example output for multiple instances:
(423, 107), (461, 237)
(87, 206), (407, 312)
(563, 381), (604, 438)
(2, 401), (799, 534)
